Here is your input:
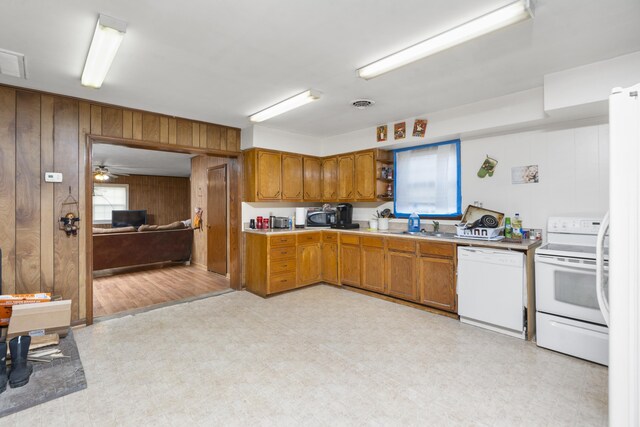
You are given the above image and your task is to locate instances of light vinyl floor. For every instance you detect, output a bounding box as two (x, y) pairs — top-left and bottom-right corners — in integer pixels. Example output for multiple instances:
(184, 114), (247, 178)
(1, 285), (607, 426)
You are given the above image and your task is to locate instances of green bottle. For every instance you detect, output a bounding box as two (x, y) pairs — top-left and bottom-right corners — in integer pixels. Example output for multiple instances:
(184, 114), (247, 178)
(504, 217), (512, 238)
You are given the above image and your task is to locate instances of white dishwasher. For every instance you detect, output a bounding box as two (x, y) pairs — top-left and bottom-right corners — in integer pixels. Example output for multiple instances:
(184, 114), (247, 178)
(457, 247), (526, 339)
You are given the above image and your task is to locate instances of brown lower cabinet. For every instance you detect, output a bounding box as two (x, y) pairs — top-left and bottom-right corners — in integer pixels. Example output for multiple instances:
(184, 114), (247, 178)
(418, 256), (456, 312)
(361, 237), (385, 293)
(340, 234), (361, 286)
(321, 232), (339, 284)
(297, 233), (322, 285)
(245, 231), (457, 313)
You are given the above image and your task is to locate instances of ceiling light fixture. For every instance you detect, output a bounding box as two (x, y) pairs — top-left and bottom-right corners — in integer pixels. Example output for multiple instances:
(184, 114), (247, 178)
(357, 0), (534, 80)
(249, 90), (321, 122)
(81, 14), (127, 88)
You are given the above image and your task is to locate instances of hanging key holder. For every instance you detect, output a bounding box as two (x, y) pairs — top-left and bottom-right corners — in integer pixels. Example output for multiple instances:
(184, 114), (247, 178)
(59, 186), (81, 237)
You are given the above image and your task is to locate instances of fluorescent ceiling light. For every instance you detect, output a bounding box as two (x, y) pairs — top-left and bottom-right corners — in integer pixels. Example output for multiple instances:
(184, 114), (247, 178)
(81, 14), (127, 88)
(249, 90), (321, 122)
(357, 0), (534, 79)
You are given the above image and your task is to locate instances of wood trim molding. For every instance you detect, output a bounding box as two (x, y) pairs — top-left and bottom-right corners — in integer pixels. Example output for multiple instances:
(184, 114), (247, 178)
(88, 134), (240, 158)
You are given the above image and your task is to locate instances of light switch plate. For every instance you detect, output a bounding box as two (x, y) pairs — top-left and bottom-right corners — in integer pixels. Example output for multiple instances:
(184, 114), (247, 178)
(44, 172), (63, 182)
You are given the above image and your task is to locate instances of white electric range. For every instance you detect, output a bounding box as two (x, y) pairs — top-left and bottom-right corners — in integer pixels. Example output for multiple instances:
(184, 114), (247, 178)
(535, 216), (609, 365)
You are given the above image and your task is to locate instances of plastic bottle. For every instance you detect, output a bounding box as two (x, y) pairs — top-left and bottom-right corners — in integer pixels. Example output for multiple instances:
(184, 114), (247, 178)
(504, 217), (512, 238)
(408, 212), (420, 233)
(513, 213), (522, 238)
(288, 216), (293, 229)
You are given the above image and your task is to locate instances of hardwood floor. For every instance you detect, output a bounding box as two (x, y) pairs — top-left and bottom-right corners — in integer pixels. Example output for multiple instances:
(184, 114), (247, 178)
(93, 264), (230, 318)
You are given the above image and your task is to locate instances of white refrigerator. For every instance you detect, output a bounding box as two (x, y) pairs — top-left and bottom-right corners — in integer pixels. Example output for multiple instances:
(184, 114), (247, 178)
(604, 83), (640, 426)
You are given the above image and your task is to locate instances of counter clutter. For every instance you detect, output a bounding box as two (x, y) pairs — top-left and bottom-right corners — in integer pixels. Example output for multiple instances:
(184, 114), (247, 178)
(243, 227), (541, 340)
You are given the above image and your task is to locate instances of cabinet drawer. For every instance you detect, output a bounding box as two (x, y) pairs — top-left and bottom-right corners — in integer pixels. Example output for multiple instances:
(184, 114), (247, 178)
(271, 258), (296, 274)
(340, 234), (360, 245)
(297, 232), (321, 245)
(387, 238), (416, 253)
(270, 246), (296, 260)
(269, 273), (297, 293)
(322, 231), (338, 242)
(361, 236), (384, 248)
(270, 234), (296, 247)
(419, 241), (455, 258)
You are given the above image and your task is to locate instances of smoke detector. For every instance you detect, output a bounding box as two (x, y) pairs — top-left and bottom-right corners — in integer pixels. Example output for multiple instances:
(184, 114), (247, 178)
(351, 99), (375, 110)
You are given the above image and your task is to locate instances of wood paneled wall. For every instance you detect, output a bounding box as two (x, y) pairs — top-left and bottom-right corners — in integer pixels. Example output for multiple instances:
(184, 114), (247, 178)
(95, 175), (190, 227)
(190, 155), (240, 283)
(0, 84), (240, 322)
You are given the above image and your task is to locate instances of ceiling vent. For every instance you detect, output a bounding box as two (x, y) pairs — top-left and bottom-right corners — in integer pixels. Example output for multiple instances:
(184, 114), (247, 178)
(0, 49), (26, 79)
(351, 99), (375, 110)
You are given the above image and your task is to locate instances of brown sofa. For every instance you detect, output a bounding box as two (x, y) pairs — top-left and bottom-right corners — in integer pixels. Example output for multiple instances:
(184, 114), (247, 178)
(93, 223), (193, 271)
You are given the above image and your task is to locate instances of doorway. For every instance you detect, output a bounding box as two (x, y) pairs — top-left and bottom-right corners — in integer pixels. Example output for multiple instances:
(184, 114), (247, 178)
(85, 137), (242, 324)
(207, 165), (227, 275)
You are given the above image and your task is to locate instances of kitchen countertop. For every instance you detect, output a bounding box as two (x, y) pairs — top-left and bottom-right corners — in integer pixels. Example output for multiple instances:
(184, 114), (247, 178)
(244, 227), (542, 251)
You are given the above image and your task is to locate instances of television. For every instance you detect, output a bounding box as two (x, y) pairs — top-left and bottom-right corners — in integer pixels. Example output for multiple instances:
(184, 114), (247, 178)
(111, 210), (147, 228)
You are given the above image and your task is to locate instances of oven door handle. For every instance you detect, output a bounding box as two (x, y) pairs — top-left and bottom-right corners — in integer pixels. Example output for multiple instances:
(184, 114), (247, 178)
(535, 255), (601, 270)
(596, 212), (610, 326)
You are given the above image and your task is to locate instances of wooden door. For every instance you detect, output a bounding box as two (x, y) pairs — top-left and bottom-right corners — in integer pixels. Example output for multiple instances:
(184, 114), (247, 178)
(281, 153), (303, 200)
(418, 256), (456, 312)
(340, 244), (361, 286)
(207, 165), (227, 275)
(354, 150), (376, 200)
(303, 157), (322, 201)
(297, 244), (322, 285)
(361, 245), (385, 293)
(256, 150), (281, 200)
(321, 157), (338, 201)
(387, 251), (418, 301)
(321, 242), (339, 284)
(337, 155), (355, 200)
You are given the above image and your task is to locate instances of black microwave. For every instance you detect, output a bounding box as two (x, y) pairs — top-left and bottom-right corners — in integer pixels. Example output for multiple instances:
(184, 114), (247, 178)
(306, 211), (336, 227)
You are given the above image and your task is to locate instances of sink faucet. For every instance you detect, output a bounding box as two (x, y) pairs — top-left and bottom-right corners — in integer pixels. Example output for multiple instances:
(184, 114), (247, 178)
(432, 221), (440, 233)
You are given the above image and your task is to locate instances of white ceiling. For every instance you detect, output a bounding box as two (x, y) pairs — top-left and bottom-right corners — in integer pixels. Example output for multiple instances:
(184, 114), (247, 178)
(93, 143), (194, 177)
(1, 1), (639, 138)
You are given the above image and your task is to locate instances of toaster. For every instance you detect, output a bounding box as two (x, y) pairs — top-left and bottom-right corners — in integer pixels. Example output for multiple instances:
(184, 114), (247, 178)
(272, 217), (289, 229)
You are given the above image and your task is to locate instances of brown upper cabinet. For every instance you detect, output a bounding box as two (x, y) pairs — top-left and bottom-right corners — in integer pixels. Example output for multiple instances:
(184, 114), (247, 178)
(282, 154), (303, 200)
(243, 148), (390, 203)
(338, 154), (355, 200)
(303, 157), (322, 201)
(354, 151), (376, 201)
(243, 149), (282, 202)
(321, 157), (338, 201)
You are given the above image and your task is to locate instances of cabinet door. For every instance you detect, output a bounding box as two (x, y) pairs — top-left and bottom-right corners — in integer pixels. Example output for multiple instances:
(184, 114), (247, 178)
(387, 251), (418, 301)
(321, 157), (338, 201)
(361, 245), (386, 293)
(337, 155), (355, 200)
(303, 157), (322, 201)
(354, 151), (376, 201)
(418, 257), (456, 312)
(321, 242), (339, 284)
(297, 244), (322, 285)
(282, 154), (303, 200)
(340, 244), (361, 286)
(256, 151), (282, 200)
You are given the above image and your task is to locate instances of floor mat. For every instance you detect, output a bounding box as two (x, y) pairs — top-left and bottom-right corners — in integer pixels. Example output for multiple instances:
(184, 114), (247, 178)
(0, 329), (87, 418)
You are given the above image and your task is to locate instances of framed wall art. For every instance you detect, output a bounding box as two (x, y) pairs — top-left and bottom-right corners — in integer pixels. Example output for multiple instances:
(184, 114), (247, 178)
(376, 125), (387, 142)
(394, 122), (406, 140)
(412, 119), (427, 137)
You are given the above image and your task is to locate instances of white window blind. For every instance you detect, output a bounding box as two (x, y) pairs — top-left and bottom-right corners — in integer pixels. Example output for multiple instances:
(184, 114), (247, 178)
(394, 140), (461, 217)
(93, 184), (128, 224)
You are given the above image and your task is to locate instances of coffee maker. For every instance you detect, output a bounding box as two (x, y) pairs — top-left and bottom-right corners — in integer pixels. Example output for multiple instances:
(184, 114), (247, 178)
(332, 203), (359, 229)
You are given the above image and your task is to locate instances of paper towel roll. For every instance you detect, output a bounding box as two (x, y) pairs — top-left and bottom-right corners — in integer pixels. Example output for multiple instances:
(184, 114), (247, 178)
(295, 207), (306, 226)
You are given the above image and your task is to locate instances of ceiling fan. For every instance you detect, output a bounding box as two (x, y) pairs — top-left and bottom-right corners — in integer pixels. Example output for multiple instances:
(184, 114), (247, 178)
(93, 165), (128, 181)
